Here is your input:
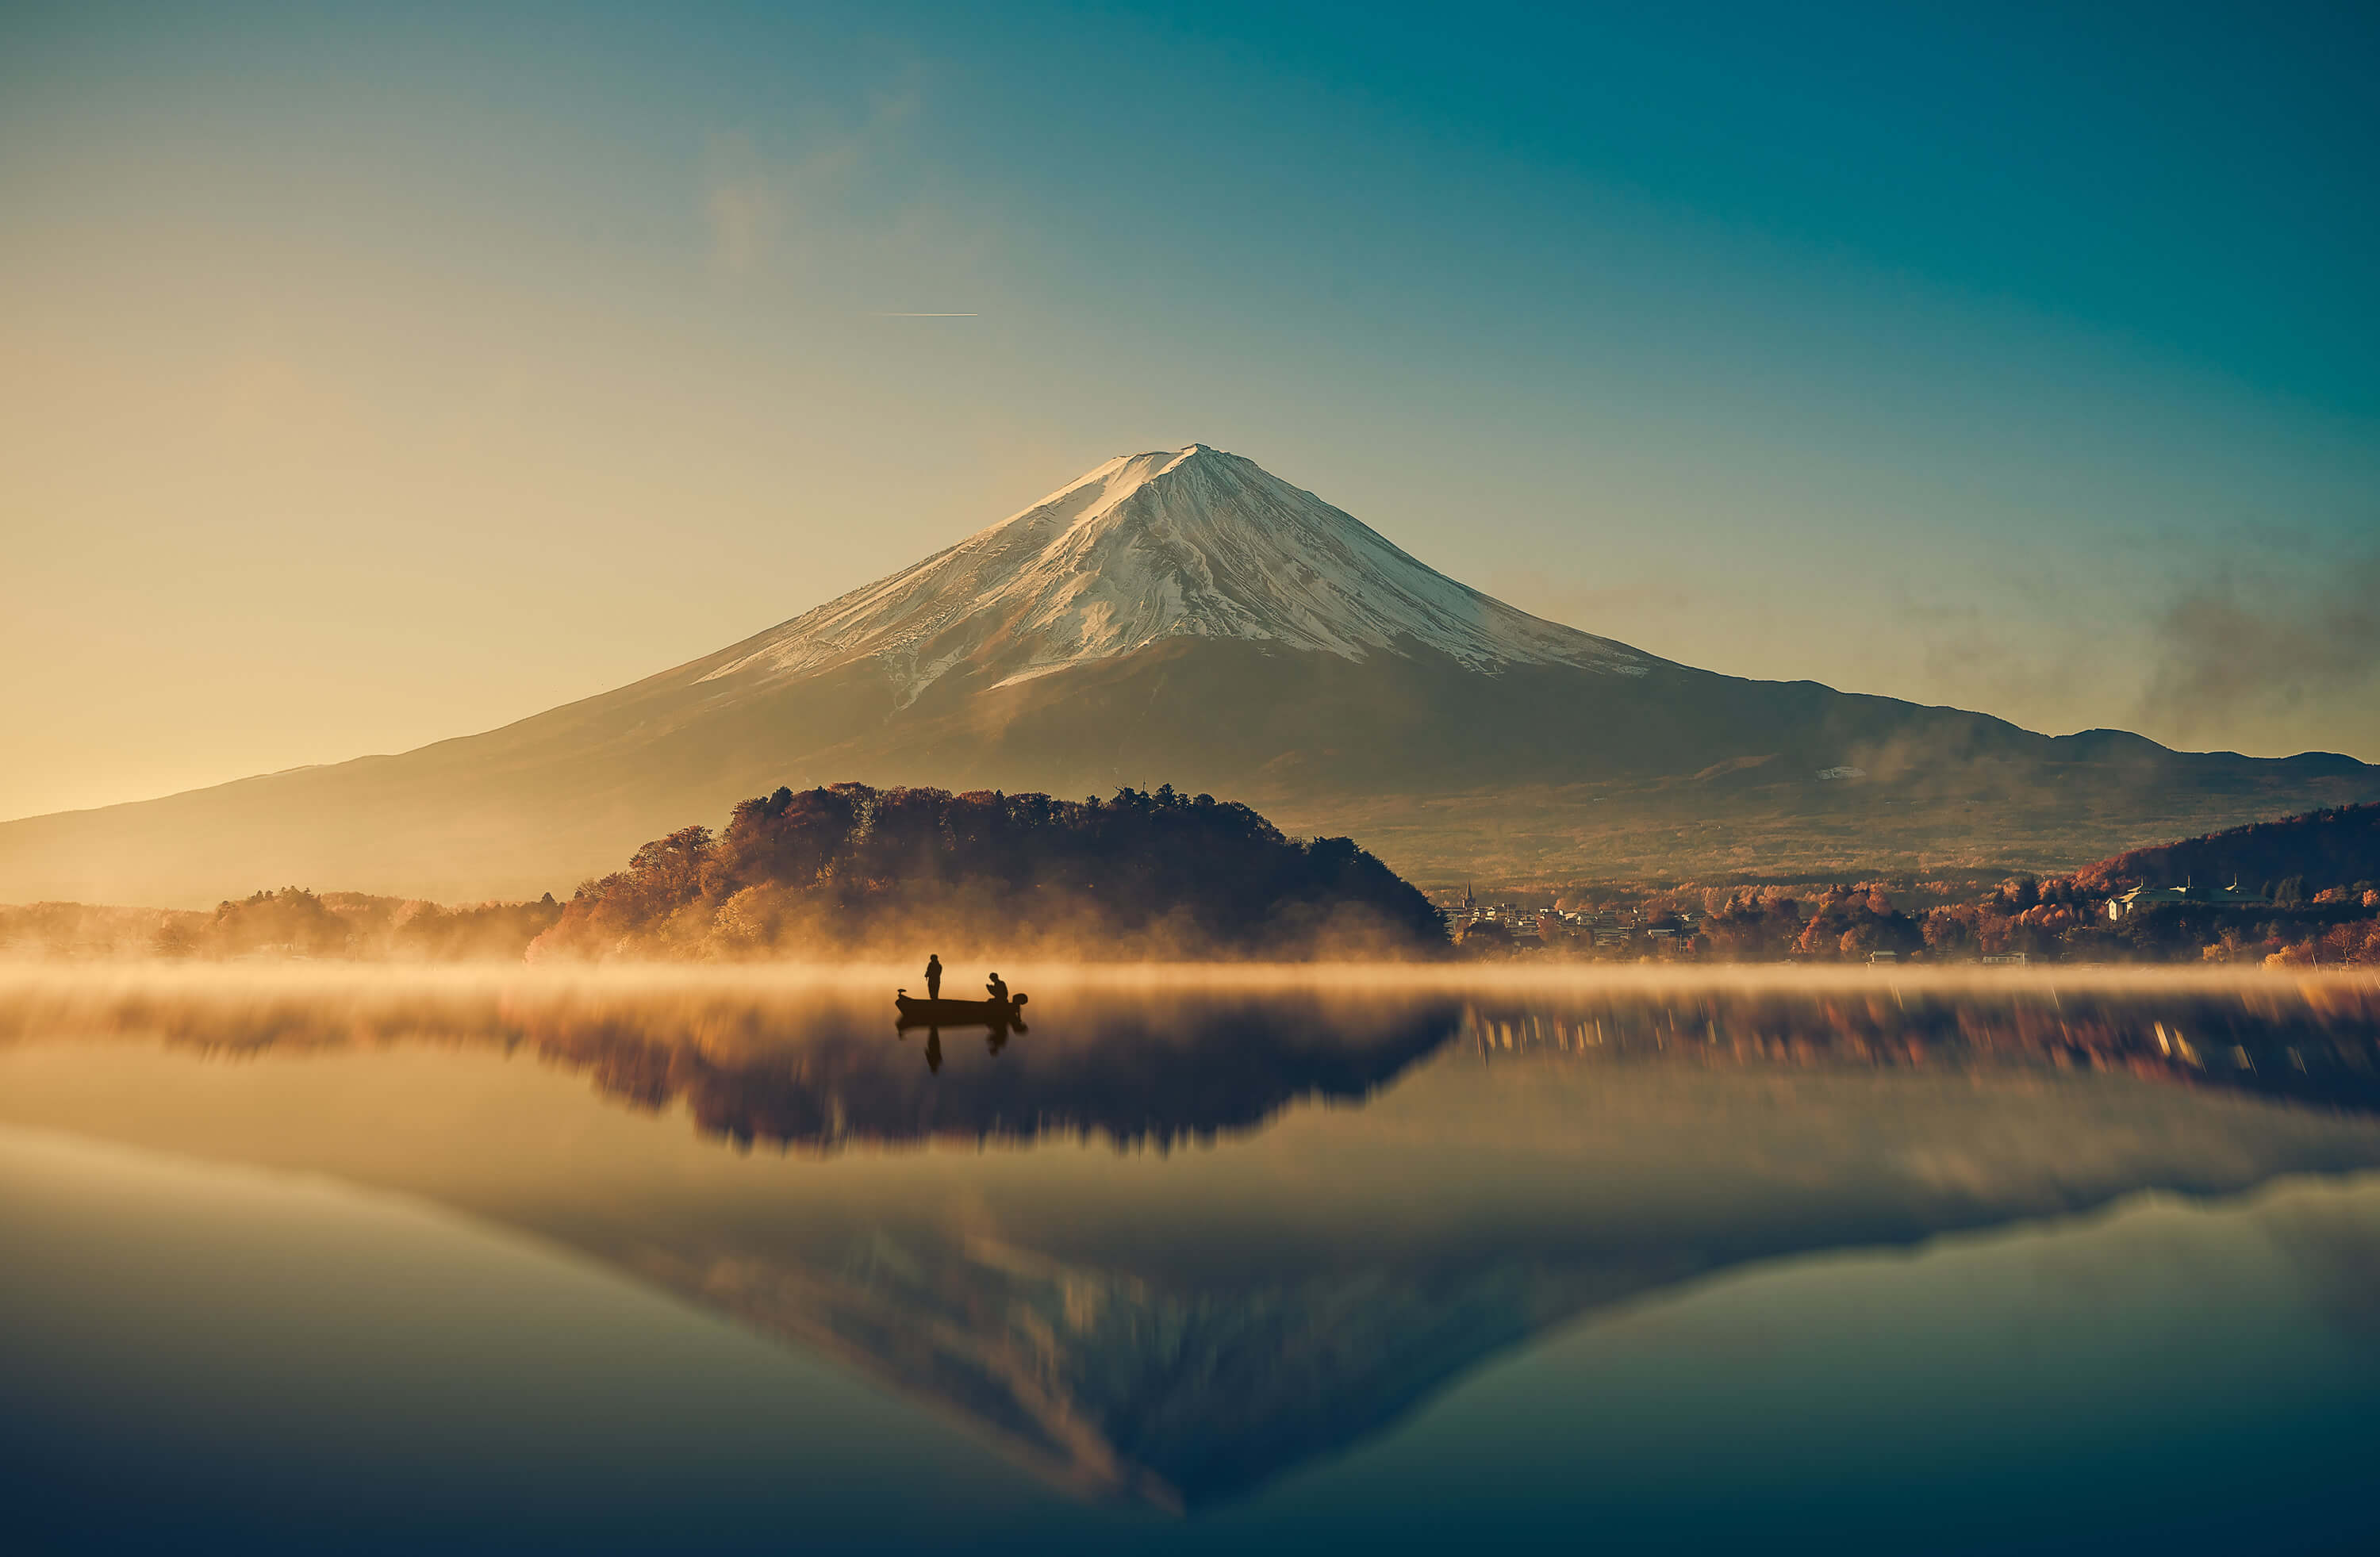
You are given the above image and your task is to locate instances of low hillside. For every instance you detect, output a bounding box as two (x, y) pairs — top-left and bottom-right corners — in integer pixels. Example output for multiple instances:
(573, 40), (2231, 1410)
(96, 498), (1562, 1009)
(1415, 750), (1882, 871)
(530, 783), (1449, 962)
(2071, 803), (2380, 897)
(0, 890), (559, 961)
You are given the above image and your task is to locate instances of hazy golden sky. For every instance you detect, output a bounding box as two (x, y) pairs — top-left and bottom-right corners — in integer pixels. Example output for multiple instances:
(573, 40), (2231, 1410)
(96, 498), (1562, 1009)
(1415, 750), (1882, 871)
(6, 4), (2376, 821)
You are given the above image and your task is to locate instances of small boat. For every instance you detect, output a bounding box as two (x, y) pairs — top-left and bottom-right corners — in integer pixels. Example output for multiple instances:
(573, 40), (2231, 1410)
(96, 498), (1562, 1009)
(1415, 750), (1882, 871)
(894, 990), (1029, 1028)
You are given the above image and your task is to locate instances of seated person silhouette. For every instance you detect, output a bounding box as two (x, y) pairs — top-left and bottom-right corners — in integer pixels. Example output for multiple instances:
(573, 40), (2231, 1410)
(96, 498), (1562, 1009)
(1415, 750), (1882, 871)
(985, 972), (1009, 1007)
(924, 953), (942, 1000)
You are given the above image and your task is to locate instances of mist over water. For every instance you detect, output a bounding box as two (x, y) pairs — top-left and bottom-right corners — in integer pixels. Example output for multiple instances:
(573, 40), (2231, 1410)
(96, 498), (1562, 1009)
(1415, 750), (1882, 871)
(4, 964), (2378, 1551)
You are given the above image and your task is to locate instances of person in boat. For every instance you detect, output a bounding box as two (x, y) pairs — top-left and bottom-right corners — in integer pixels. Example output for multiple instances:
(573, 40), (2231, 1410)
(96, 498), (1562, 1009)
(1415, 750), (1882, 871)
(924, 953), (942, 1000)
(985, 971), (1009, 1007)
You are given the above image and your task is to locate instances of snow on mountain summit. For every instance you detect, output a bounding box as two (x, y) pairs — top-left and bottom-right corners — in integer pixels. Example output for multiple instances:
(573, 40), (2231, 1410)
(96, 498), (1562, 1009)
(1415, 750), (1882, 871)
(704, 444), (1652, 702)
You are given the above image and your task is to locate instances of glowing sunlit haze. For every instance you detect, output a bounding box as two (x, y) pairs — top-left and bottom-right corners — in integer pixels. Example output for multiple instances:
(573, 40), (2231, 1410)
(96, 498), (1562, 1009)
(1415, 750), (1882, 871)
(4, 2), (2377, 821)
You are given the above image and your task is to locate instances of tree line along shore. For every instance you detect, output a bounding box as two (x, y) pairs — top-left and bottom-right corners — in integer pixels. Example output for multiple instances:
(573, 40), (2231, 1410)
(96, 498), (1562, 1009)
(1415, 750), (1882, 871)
(2, 792), (2374, 968)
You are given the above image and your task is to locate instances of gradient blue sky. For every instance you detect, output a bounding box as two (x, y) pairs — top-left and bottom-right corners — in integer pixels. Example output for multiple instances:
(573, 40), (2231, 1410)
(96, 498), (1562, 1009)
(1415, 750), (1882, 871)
(4, 1), (2375, 818)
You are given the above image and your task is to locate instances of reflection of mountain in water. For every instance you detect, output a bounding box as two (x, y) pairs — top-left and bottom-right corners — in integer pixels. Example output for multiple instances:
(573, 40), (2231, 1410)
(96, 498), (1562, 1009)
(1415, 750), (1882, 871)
(498, 980), (2380, 1509)
(627, 1222), (1668, 1511)
(9, 973), (2380, 1509)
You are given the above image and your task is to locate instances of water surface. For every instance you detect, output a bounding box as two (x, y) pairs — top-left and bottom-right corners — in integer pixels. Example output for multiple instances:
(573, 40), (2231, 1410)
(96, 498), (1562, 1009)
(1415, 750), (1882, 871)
(3, 966), (2376, 1552)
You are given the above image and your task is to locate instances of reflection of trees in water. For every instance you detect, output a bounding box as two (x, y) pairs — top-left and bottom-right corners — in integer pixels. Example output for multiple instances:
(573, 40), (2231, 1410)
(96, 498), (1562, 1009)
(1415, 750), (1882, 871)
(0, 980), (1462, 1152)
(520, 993), (1465, 1151)
(1460, 983), (2380, 1112)
(6, 975), (2377, 1145)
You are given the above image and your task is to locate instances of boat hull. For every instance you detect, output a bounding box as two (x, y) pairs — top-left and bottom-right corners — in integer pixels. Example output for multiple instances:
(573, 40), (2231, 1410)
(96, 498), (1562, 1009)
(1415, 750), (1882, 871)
(895, 993), (1028, 1028)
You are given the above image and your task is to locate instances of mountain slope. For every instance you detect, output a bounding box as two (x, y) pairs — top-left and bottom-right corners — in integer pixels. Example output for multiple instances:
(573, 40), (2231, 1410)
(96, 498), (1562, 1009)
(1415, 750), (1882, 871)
(3, 445), (2374, 905)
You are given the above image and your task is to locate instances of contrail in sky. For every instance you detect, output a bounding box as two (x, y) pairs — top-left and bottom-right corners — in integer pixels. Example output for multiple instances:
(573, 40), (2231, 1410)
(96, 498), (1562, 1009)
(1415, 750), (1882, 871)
(868, 311), (981, 316)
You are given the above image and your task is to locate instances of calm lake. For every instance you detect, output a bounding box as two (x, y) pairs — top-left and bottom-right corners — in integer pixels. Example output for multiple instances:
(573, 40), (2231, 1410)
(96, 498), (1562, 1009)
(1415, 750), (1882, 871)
(3, 965), (2378, 1555)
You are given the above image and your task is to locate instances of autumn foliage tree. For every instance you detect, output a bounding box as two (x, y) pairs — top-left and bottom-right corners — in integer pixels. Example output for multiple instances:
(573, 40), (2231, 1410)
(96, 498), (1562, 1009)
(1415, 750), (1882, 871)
(1793, 884), (1923, 959)
(1696, 888), (1807, 961)
(204, 888), (353, 957)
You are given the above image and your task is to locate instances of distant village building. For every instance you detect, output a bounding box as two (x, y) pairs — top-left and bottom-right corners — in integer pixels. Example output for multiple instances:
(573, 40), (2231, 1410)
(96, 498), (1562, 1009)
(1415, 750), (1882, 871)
(2103, 878), (2267, 922)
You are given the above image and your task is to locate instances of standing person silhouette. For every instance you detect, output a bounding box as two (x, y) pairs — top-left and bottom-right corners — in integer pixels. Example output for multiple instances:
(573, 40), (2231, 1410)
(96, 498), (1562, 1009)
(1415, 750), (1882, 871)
(924, 953), (942, 1000)
(985, 971), (1009, 1007)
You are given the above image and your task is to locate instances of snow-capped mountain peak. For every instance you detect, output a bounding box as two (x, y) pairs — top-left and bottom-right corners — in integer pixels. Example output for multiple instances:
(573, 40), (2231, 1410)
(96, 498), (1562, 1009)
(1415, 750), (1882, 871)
(702, 444), (1651, 703)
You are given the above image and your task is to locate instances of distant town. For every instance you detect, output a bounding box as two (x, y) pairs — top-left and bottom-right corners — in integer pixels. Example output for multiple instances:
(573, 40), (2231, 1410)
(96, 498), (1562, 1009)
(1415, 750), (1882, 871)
(1434, 885), (1711, 957)
(1428, 805), (2380, 970)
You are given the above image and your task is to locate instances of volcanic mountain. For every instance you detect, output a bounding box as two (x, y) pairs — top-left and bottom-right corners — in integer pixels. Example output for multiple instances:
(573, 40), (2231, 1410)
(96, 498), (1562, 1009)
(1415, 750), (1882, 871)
(4, 444), (2374, 904)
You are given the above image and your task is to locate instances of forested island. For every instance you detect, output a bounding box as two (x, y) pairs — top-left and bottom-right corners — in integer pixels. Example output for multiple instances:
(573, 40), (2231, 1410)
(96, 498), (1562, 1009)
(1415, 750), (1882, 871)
(528, 783), (1449, 961)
